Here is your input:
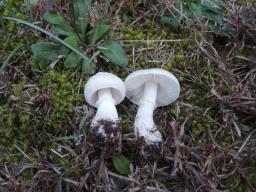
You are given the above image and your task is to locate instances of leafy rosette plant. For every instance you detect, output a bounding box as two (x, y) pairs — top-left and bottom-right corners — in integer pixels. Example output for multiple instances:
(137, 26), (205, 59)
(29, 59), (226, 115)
(159, 0), (236, 36)
(31, 0), (128, 73)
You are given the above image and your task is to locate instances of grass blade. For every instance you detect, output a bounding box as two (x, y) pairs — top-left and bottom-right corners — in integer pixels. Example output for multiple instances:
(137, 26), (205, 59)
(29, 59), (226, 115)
(0, 44), (23, 73)
(3, 17), (91, 62)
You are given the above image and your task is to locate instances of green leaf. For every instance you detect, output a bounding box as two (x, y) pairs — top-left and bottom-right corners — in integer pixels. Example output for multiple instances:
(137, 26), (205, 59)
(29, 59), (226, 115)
(82, 58), (95, 74)
(202, 9), (224, 24)
(31, 60), (40, 72)
(73, 0), (93, 40)
(31, 59), (48, 72)
(64, 36), (80, 47)
(52, 26), (74, 37)
(0, 44), (22, 73)
(3, 17), (90, 62)
(31, 41), (60, 61)
(43, 13), (75, 36)
(58, 36), (80, 55)
(212, 23), (236, 36)
(100, 41), (128, 66)
(189, 2), (202, 20)
(112, 154), (130, 175)
(88, 22), (110, 45)
(43, 13), (68, 25)
(64, 52), (81, 69)
(160, 16), (180, 28)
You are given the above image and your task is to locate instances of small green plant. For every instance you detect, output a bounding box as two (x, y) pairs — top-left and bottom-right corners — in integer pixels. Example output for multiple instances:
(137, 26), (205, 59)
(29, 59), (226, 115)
(31, 0), (128, 73)
(112, 154), (131, 175)
(5, 0), (128, 73)
(159, 0), (235, 36)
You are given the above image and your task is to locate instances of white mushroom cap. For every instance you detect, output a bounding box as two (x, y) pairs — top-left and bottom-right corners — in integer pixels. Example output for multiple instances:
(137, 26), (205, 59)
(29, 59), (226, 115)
(84, 72), (126, 107)
(125, 68), (180, 106)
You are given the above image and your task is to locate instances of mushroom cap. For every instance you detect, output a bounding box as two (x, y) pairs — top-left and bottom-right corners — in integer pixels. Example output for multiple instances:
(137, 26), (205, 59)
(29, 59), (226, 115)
(84, 72), (126, 107)
(125, 68), (180, 106)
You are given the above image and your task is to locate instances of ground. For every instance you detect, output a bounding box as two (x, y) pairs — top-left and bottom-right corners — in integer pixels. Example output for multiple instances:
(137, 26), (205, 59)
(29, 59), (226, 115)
(0, 0), (256, 191)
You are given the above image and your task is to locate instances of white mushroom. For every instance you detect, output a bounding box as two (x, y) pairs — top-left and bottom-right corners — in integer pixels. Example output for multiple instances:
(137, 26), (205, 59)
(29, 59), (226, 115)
(84, 72), (126, 138)
(125, 68), (180, 145)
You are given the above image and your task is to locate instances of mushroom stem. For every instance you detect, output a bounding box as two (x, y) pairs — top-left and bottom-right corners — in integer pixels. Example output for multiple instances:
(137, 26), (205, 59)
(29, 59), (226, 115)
(92, 88), (118, 125)
(135, 82), (162, 144)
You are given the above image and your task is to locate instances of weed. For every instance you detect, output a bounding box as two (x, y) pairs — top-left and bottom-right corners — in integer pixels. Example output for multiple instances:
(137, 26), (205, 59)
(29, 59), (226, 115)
(26, 0), (128, 73)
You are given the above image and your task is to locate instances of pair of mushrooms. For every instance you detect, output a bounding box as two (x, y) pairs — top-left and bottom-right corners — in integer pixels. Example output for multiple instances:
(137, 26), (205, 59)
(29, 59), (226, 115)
(84, 68), (180, 145)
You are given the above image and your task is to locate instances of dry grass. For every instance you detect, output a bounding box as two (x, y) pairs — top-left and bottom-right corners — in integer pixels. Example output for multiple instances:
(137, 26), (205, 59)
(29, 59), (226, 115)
(0, 0), (256, 191)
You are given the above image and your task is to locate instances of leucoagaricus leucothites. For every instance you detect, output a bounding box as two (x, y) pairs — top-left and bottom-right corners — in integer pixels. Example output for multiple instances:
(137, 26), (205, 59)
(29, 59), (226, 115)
(125, 68), (180, 145)
(84, 72), (126, 139)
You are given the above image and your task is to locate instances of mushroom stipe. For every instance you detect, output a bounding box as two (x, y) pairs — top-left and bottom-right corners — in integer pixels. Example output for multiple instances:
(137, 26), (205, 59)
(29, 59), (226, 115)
(125, 68), (180, 145)
(84, 69), (180, 152)
(87, 120), (121, 159)
(84, 72), (126, 141)
(90, 119), (120, 140)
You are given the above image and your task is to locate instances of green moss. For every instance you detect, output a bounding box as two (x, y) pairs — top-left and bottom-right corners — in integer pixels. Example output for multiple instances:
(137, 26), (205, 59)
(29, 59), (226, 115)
(120, 18), (176, 41)
(122, 27), (144, 40)
(0, 70), (83, 165)
(175, 54), (185, 63)
(163, 60), (174, 71)
(219, 135), (233, 147)
(0, 0), (28, 53)
(39, 70), (82, 127)
(191, 118), (212, 133)
(11, 76), (27, 96)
